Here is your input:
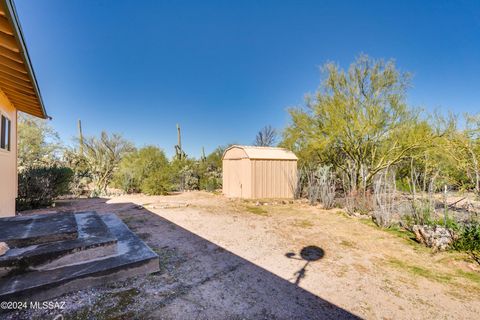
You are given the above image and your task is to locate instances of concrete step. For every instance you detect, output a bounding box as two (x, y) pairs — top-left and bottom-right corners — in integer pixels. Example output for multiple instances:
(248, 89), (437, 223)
(0, 212), (78, 248)
(0, 212), (117, 277)
(0, 213), (159, 302)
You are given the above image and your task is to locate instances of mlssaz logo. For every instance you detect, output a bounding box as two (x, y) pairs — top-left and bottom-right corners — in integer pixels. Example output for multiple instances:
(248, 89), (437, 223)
(29, 301), (66, 310)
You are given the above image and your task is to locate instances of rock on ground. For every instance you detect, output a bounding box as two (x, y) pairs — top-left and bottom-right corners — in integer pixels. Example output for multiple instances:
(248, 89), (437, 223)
(0, 242), (9, 256)
(412, 225), (457, 251)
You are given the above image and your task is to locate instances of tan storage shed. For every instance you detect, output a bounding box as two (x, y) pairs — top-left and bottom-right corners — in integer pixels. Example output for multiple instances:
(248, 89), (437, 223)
(222, 145), (298, 199)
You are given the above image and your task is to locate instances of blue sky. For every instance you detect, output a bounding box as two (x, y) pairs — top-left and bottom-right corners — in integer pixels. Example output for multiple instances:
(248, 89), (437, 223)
(15, 0), (480, 158)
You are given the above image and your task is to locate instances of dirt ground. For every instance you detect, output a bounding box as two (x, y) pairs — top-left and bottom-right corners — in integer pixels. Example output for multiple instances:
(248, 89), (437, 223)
(5, 191), (480, 320)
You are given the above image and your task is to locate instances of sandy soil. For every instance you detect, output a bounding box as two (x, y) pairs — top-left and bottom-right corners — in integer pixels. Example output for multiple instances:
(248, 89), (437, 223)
(6, 191), (480, 320)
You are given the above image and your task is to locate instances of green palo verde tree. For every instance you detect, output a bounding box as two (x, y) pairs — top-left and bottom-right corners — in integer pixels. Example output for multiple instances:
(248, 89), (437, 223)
(113, 146), (172, 195)
(17, 113), (61, 169)
(282, 55), (436, 192)
(79, 132), (135, 196)
(444, 114), (480, 195)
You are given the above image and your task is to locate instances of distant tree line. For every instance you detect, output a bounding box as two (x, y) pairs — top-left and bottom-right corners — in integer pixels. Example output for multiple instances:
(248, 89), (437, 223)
(18, 55), (480, 204)
(16, 117), (224, 209)
(15, 54), (480, 258)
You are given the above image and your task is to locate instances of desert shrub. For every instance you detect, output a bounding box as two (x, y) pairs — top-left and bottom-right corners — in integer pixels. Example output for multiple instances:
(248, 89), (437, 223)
(141, 170), (172, 195)
(372, 169), (397, 227)
(199, 147), (225, 191)
(168, 146), (224, 193)
(179, 164), (200, 191)
(17, 113), (62, 169)
(345, 190), (374, 216)
(16, 166), (73, 211)
(401, 200), (461, 230)
(289, 168), (305, 199)
(169, 158), (197, 191)
(199, 165), (222, 191)
(305, 166), (320, 205)
(412, 199), (435, 225)
(401, 201), (434, 227)
(80, 132), (135, 196)
(317, 165), (336, 209)
(63, 149), (90, 197)
(115, 171), (137, 194)
(303, 165), (336, 208)
(113, 146), (171, 194)
(454, 222), (480, 256)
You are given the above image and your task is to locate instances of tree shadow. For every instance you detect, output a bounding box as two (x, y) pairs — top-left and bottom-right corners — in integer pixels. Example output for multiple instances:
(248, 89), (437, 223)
(17, 198), (361, 319)
(286, 246), (325, 285)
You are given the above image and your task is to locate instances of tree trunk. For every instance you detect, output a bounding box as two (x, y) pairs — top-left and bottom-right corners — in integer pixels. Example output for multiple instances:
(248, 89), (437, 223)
(468, 148), (480, 195)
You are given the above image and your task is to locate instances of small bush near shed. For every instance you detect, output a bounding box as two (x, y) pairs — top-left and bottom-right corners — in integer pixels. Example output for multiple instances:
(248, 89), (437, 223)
(16, 166), (73, 211)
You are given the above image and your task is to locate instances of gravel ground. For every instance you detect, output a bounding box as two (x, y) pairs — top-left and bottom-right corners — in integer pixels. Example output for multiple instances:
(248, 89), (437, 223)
(3, 191), (480, 320)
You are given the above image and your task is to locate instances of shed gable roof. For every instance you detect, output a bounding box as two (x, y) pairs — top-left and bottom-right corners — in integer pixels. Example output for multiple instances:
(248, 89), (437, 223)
(223, 145), (298, 160)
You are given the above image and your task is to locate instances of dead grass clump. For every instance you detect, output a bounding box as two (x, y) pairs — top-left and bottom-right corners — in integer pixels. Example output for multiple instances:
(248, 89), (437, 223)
(245, 206), (269, 216)
(339, 240), (356, 248)
(293, 220), (314, 228)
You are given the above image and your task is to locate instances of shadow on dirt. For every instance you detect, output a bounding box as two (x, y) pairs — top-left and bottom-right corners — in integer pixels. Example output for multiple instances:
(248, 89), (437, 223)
(286, 246), (325, 285)
(16, 199), (360, 319)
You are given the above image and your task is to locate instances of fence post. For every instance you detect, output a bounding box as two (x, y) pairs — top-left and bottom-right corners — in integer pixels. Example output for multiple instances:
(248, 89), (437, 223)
(443, 184), (448, 226)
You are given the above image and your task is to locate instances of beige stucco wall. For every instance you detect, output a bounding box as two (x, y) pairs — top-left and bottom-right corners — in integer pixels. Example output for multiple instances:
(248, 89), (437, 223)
(0, 89), (17, 217)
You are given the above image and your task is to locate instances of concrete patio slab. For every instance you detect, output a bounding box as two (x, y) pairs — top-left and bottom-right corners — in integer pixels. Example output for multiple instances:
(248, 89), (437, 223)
(0, 212), (117, 276)
(0, 212), (77, 248)
(0, 213), (159, 302)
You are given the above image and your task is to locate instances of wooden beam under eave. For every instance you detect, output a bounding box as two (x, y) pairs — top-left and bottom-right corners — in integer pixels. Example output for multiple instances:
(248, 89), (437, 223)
(0, 63), (29, 81)
(13, 103), (42, 115)
(11, 99), (38, 110)
(0, 2), (6, 17)
(8, 98), (41, 111)
(0, 73), (32, 90)
(0, 46), (22, 63)
(8, 95), (39, 106)
(0, 68), (32, 87)
(16, 105), (44, 118)
(0, 31), (19, 52)
(2, 88), (38, 102)
(0, 83), (34, 98)
(13, 105), (43, 119)
(6, 100), (40, 113)
(0, 80), (35, 95)
(0, 16), (12, 35)
(0, 77), (35, 95)
(2, 91), (39, 106)
(0, 59), (27, 78)
(8, 94), (39, 105)
(0, 54), (25, 73)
